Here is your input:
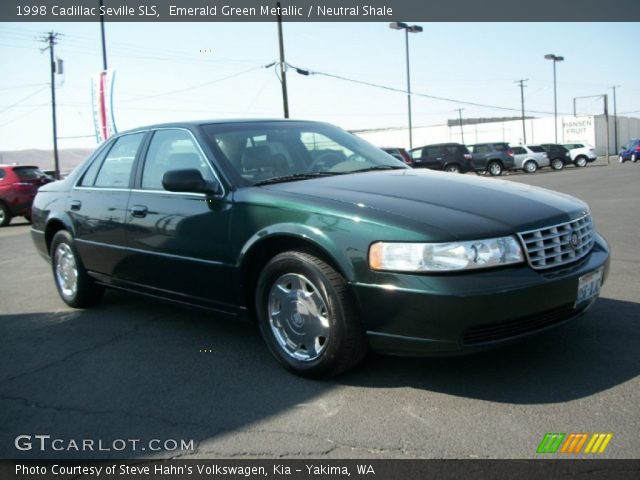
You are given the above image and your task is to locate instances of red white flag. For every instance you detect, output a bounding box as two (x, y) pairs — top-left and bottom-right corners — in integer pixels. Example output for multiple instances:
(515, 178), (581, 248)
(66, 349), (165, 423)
(92, 70), (117, 143)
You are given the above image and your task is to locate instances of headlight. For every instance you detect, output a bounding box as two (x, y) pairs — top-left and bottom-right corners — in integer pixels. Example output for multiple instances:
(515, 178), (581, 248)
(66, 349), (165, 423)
(369, 236), (524, 272)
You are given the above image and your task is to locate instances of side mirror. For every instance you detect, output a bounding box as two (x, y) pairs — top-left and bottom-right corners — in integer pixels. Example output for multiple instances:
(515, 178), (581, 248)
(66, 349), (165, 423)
(162, 169), (222, 195)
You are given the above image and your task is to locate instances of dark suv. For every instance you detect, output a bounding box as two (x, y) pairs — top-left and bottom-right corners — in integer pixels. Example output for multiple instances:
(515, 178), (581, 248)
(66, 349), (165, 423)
(408, 143), (472, 173)
(540, 144), (572, 170)
(467, 142), (516, 176)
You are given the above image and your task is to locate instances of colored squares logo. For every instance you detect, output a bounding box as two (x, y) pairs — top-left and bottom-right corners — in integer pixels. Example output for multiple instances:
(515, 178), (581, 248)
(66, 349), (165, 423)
(537, 433), (613, 454)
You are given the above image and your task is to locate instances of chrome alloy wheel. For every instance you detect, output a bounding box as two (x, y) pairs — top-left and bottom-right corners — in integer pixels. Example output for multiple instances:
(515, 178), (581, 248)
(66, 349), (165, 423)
(54, 243), (78, 299)
(268, 273), (330, 362)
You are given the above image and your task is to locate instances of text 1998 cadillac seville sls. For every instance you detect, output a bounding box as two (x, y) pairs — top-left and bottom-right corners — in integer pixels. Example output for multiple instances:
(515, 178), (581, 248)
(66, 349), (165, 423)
(31, 120), (610, 377)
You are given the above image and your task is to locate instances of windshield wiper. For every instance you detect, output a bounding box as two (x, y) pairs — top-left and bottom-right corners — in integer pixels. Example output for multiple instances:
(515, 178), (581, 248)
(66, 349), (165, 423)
(253, 171), (343, 186)
(350, 165), (407, 173)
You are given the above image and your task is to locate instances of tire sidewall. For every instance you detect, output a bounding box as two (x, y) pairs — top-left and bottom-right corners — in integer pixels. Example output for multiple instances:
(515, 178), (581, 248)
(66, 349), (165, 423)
(524, 161), (537, 173)
(0, 203), (11, 227)
(488, 161), (502, 176)
(50, 230), (102, 308)
(551, 158), (564, 170)
(576, 156), (587, 167)
(255, 253), (349, 377)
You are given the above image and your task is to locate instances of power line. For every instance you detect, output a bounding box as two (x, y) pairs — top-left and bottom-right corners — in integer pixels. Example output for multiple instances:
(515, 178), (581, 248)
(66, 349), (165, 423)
(0, 86), (48, 113)
(118, 63), (275, 103)
(288, 62), (572, 116)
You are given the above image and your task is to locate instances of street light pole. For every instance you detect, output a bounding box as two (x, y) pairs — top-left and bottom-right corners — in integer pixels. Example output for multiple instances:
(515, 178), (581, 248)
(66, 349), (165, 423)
(276, 2), (289, 118)
(41, 31), (60, 179)
(390, 22), (422, 150)
(99, 0), (108, 71)
(611, 85), (620, 153)
(456, 108), (465, 144)
(545, 54), (564, 143)
(516, 79), (528, 144)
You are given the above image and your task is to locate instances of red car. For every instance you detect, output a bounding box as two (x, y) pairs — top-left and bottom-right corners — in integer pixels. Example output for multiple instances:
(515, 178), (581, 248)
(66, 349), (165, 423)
(0, 165), (53, 226)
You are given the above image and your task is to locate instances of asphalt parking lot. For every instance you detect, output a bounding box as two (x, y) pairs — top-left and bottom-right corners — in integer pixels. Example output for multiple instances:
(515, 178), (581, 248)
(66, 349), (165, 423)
(0, 160), (638, 459)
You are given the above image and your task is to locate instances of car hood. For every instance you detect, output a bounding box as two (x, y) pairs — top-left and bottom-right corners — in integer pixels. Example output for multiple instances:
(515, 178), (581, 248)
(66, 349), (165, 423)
(262, 169), (589, 239)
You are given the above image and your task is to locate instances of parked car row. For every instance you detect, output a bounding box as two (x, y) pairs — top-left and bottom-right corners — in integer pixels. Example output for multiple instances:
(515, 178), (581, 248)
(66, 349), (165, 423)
(381, 141), (599, 176)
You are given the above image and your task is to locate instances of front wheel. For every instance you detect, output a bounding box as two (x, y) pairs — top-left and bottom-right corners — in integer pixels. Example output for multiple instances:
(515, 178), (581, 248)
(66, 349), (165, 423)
(575, 156), (588, 167)
(50, 230), (104, 308)
(551, 158), (565, 171)
(523, 160), (538, 174)
(255, 251), (367, 378)
(0, 203), (11, 227)
(488, 161), (503, 176)
(632, 153), (638, 163)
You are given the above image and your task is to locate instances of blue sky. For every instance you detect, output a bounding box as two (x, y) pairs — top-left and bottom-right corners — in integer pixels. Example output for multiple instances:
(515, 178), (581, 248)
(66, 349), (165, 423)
(0, 22), (638, 151)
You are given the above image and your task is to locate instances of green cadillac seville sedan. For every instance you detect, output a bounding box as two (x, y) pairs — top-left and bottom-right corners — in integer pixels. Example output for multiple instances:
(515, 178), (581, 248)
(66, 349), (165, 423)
(31, 120), (610, 377)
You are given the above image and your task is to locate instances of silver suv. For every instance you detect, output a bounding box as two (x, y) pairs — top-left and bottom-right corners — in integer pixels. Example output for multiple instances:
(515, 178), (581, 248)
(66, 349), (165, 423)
(511, 145), (550, 173)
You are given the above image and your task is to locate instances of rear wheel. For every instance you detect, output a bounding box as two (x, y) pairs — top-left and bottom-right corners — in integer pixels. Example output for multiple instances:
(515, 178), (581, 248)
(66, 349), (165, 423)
(0, 203), (11, 227)
(575, 156), (588, 167)
(523, 160), (538, 174)
(551, 158), (565, 171)
(255, 251), (367, 378)
(488, 161), (503, 176)
(444, 164), (461, 173)
(619, 156), (625, 163)
(50, 230), (104, 308)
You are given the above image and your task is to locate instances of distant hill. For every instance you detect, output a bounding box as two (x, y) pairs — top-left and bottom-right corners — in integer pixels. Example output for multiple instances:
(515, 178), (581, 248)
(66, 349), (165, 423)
(0, 148), (94, 174)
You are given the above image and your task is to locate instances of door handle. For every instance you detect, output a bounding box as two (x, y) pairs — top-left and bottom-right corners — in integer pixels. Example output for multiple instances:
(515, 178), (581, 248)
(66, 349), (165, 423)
(70, 200), (82, 211)
(130, 205), (148, 218)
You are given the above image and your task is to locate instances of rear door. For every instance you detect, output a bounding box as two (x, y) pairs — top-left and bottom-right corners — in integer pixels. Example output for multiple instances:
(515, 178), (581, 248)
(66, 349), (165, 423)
(123, 127), (236, 311)
(70, 132), (146, 276)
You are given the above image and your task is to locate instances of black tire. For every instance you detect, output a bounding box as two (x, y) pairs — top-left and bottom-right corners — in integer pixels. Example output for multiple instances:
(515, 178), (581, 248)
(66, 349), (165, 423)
(551, 158), (565, 171)
(50, 230), (104, 308)
(487, 161), (503, 176)
(444, 164), (461, 173)
(575, 156), (588, 167)
(523, 160), (538, 174)
(0, 202), (11, 227)
(255, 251), (367, 378)
(24, 214), (32, 224)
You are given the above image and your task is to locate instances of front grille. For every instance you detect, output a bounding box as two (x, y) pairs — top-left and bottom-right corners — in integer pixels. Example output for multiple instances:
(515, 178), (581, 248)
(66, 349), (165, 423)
(463, 304), (575, 345)
(518, 213), (594, 270)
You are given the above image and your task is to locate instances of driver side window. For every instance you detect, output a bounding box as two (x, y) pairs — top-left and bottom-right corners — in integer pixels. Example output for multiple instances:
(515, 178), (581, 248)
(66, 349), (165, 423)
(141, 129), (214, 190)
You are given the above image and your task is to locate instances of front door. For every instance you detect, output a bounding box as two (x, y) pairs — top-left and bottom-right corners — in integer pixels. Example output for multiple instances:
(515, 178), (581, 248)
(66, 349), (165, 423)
(122, 128), (236, 312)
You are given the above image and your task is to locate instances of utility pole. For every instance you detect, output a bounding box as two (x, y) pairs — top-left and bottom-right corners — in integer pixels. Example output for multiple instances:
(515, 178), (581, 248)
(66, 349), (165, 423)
(456, 108), (465, 144)
(42, 31), (60, 179)
(99, 0), (108, 70)
(611, 85), (619, 153)
(604, 94), (610, 165)
(516, 79), (528, 144)
(276, 2), (289, 118)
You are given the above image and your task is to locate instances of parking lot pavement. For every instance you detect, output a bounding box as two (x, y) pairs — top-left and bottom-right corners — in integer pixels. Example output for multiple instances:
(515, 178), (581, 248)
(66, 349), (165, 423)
(0, 161), (638, 459)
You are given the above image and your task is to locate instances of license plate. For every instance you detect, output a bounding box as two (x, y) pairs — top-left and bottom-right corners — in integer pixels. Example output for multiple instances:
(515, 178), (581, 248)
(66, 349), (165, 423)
(575, 267), (603, 307)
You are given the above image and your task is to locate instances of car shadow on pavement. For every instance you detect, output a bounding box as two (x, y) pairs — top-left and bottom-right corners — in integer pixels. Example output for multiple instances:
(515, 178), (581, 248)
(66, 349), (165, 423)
(343, 297), (640, 404)
(0, 293), (637, 458)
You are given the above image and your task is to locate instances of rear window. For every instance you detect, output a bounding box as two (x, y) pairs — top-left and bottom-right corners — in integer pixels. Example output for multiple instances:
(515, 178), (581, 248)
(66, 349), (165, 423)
(528, 146), (545, 153)
(493, 143), (509, 151)
(13, 166), (44, 180)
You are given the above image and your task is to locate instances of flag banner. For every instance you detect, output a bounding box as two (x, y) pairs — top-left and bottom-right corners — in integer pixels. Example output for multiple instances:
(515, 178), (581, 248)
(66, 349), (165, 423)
(91, 70), (117, 143)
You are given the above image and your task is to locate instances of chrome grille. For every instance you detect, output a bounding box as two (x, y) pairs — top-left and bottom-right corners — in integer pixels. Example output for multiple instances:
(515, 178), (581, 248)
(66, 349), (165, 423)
(518, 213), (594, 270)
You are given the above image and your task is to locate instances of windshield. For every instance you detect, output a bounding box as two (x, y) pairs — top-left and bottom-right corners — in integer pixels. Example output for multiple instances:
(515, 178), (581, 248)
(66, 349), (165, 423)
(201, 121), (406, 186)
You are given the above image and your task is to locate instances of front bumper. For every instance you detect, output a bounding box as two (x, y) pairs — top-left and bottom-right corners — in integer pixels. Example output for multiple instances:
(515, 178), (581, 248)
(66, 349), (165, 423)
(351, 234), (610, 356)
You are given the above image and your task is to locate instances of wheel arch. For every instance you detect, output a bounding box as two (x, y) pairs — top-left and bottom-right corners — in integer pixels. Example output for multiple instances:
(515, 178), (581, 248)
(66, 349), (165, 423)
(236, 227), (351, 319)
(44, 214), (75, 254)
